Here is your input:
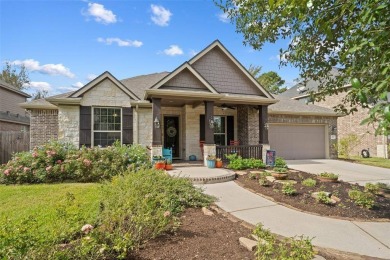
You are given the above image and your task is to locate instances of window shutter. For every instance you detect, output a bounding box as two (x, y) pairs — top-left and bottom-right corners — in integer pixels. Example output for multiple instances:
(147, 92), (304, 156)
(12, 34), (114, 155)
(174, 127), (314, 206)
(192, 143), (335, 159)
(80, 106), (91, 147)
(227, 116), (234, 145)
(122, 107), (133, 145)
(199, 114), (205, 141)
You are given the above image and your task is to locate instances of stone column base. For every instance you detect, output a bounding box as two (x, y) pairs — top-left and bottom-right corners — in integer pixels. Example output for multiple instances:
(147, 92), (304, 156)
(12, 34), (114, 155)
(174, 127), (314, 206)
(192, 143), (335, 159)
(203, 144), (216, 166)
(261, 143), (270, 163)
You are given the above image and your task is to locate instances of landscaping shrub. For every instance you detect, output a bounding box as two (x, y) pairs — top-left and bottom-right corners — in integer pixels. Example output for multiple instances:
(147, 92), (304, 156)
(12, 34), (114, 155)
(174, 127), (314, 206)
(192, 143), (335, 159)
(315, 191), (333, 205)
(364, 183), (380, 194)
(348, 189), (375, 209)
(0, 140), (151, 184)
(302, 178), (317, 187)
(338, 133), (361, 159)
(282, 183), (296, 196)
(225, 154), (265, 170)
(274, 157), (287, 168)
(253, 224), (314, 260)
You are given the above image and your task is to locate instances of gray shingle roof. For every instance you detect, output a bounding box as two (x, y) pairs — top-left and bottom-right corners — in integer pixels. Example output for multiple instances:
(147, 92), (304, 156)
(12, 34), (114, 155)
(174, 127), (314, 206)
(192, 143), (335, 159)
(270, 95), (338, 116)
(0, 78), (31, 97)
(281, 67), (340, 99)
(20, 91), (73, 108)
(120, 72), (169, 100)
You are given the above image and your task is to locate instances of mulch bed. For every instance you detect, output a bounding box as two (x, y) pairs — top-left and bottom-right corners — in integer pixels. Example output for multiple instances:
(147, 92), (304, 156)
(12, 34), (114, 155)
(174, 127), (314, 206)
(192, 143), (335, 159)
(235, 169), (390, 220)
(130, 207), (254, 260)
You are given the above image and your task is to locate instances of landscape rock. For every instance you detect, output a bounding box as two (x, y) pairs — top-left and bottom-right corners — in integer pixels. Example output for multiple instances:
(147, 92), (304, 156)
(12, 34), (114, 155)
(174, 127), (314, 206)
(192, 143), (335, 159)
(202, 207), (214, 216)
(275, 180), (297, 184)
(266, 176), (275, 182)
(236, 171), (247, 176)
(313, 255), (326, 260)
(251, 234), (268, 245)
(331, 195), (341, 203)
(249, 170), (263, 174)
(239, 237), (257, 251)
(311, 192), (331, 200)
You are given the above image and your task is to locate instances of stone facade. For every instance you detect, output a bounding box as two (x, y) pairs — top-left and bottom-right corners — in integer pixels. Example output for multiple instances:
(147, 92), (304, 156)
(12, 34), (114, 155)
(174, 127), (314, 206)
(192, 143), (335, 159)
(134, 108), (153, 147)
(30, 109), (58, 148)
(268, 114), (338, 159)
(58, 105), (80, 147)
(314, 91), (388, 158)
(80, 78), (132, 107)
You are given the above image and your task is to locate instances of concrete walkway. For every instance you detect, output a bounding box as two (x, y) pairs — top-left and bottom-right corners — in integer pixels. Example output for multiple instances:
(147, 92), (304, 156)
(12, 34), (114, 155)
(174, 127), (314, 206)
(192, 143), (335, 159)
(200, 181), (390, 259)
(286, 159), (390, 185)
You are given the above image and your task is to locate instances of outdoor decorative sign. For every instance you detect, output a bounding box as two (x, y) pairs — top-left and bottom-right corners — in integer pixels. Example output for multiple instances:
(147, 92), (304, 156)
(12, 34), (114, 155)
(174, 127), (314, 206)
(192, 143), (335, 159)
(266, 150), (276, 167)
(166, 126), (177, 137)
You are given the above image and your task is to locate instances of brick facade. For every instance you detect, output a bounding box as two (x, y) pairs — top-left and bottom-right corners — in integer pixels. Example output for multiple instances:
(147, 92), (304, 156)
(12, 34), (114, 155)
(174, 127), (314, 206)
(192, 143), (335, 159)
(30, 109), (58, 148)
(314, 91), (388, 158)
(268, 114), (338, 158)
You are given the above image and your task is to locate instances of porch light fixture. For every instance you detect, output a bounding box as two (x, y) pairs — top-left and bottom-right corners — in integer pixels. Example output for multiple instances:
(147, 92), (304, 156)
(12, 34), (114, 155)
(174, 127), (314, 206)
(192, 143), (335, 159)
(331, 126), (337, 133)
(209, 117), (214, 129)
(154, 117), (160, 129)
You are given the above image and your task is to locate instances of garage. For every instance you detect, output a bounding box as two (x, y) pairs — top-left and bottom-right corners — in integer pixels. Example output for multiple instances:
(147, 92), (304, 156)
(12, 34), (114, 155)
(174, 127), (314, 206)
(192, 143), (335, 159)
(269, 124), (327, 160)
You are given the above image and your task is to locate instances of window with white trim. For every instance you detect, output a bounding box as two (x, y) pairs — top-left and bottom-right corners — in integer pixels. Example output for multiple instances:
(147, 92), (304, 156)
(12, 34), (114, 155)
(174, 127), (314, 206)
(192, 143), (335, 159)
(93, 107), (121, 147)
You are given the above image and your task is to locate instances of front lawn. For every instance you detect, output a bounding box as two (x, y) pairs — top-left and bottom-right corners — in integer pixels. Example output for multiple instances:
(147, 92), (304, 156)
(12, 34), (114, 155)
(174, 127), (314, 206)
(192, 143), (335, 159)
(339, 156), (390, 169)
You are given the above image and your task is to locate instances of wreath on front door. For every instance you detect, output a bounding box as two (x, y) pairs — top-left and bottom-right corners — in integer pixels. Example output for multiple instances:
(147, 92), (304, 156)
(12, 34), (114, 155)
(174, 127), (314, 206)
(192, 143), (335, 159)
(166, 126), (177, 137)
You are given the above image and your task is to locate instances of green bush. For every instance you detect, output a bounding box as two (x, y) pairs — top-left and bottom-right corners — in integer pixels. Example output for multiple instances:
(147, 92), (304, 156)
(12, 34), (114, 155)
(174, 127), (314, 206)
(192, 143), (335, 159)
(364, 183), (380, 194)
(348, 189), (375, 209)
(253, 224), (314, 260)
(273, 167), (288, 173)
(319, 172), (339, 179)
(274, 157), (287, 168)
(282, 183), (296, 196)
(338, 133), (361, 159)
(315, 191), (332, 205)
(0, 141), (151, 184)
(302, 178), (317, 187)
(225, 154), (265, 170)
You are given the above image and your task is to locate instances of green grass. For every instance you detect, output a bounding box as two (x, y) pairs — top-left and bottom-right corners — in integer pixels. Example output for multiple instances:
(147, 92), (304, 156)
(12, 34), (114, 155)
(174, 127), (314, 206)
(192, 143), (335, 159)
(0, 183), (101, 257)
(339, 156), (390, 169)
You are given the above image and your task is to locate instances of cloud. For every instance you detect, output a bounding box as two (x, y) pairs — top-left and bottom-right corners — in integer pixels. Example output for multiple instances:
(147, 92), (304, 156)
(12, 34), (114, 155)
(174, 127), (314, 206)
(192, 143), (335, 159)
(217, 12), (229, 23)
(150, 4), (172, 26)
(87, 74), (97, 81)
(189, 49), (198, 57)
(162, 45), (183, 56)
(97, 37), (143, 47)
(11, 59), (75, 78)
(23, 81), (52, 91)
(269, 52), (288, 62)
(72, 82), (84, 88)
(85, 2), (117, 24)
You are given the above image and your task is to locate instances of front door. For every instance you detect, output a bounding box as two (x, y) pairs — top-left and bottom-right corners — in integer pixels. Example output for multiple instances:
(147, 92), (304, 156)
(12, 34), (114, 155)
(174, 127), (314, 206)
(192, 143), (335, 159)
(164, 116), (180, 158)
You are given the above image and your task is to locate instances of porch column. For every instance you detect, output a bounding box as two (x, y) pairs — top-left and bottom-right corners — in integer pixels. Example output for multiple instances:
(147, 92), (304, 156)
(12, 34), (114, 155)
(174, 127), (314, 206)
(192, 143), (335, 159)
(204, 101), (214, 144)
(258, 105), (270, 163)
(152, 98), (162, 146)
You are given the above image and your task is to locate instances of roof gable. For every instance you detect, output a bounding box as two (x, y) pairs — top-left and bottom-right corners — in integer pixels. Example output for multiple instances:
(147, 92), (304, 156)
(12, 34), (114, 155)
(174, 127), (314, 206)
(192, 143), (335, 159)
(71, 71), (139, 100)
(151, 63), (218, 94)
(189, 40), (273, 99)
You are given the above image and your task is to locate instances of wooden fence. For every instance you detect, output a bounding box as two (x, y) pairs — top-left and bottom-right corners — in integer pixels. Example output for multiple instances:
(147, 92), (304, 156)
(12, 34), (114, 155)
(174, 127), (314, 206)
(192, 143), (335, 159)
(0, 131), (30, 164)
(216, 145), (263, 163)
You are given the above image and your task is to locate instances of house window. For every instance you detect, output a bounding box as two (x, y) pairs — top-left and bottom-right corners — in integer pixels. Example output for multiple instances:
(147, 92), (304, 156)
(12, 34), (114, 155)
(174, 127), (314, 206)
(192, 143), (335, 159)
(214, 116), (226, 145)
(93, 107), (121, 147)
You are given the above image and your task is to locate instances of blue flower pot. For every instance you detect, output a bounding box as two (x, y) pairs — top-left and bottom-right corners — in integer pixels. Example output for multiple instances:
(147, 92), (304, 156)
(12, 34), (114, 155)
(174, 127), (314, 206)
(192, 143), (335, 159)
(189, 155), (197, 161)
(207, 159), (215, 168)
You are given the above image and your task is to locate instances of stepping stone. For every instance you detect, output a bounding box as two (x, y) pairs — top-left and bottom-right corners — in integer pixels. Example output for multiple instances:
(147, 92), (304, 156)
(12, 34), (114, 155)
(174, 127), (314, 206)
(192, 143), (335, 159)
(249, 170), (263, 174)
(236, 171), (247, 176)
(239, 237), (257, 251)
(266, 176), (276, 182)
(202, 207), (214, 216)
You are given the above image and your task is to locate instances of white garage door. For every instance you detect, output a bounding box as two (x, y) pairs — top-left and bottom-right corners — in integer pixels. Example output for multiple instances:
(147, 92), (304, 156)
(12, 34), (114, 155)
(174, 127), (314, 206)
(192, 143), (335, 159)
(269, 124), (326, 160)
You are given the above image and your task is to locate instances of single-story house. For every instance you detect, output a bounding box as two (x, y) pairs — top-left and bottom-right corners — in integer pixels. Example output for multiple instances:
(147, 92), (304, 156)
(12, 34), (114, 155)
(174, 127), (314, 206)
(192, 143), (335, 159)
(20, 40), (338, 162)
(281, 68), (389, 158)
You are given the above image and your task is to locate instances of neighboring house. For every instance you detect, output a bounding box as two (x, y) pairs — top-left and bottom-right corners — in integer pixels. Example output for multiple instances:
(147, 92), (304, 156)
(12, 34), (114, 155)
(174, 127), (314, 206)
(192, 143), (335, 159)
(20, 40), (338, 162)
(282, 68), (389, 158)
(0, 79), (30, 131)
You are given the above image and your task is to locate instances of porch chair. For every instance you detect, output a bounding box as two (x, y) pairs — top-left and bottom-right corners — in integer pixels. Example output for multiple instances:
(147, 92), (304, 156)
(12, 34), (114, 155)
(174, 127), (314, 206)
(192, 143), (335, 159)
(229, 140), (240, 155)
(162, 147), (173, 162)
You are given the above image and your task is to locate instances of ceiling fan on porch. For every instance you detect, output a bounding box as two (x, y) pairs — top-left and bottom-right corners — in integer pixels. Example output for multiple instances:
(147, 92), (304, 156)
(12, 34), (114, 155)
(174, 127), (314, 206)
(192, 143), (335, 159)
(219, 103), (236, 110)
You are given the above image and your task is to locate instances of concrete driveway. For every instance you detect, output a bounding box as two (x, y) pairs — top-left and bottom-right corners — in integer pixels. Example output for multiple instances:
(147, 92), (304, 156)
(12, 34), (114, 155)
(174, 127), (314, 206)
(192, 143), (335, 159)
(286, 159), (390, 186)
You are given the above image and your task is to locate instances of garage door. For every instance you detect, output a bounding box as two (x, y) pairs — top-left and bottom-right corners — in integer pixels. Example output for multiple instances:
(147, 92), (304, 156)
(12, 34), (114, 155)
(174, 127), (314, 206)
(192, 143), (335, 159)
(269, 124), (326, 160)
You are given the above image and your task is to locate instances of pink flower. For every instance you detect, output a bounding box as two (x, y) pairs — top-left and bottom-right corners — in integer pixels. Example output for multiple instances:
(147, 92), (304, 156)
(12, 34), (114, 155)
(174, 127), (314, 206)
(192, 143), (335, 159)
(56, 160), (62, 164)
(46, 166), (52, 172)
(163, 211), (171, 218)
(23, 167), (30, 173)
(4, 169), (10, 176)
(83, 159), (92, 167)
(81, 224), (94, 234)
(32, 152), (38, 158)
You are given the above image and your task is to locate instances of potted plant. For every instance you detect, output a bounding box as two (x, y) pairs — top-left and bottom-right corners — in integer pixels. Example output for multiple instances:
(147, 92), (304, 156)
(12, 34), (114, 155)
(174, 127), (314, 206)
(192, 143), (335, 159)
(165, 159), (173, 170)
(271, 167), (288, 180)
(215, 158), (223, 168)
(318, 172), (339, 182)
(154, 159), (166, 170)
(152, 155), (164, 164)
(206, 155), (216, 168)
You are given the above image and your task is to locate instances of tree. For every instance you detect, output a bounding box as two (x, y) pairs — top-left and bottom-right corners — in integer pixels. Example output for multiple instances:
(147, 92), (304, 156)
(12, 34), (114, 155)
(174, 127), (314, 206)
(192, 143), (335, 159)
(31, 90), (48, 100)
(248, 65), (286, 94)
(0, 61), (30, 90)
(216, 0), (390, 135)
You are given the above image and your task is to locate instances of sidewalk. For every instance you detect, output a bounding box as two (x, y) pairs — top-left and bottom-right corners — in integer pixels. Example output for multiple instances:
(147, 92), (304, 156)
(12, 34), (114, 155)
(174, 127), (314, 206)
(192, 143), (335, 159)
(200, 181), (390, 259)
